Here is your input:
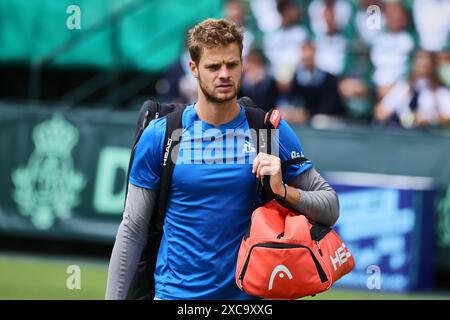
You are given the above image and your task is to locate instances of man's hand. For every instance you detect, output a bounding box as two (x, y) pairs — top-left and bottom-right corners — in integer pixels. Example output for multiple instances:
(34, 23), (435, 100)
(252, 152), (284, 197)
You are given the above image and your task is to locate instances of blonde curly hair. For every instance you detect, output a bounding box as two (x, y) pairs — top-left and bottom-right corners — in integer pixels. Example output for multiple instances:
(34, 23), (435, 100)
(187, 18), (243, 65)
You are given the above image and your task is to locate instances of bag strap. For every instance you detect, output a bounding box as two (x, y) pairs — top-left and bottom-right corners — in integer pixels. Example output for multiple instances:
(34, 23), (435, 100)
(124, 101), (161, 207)
(245, 107), (274, 208)
(249, 108), (291, 209)
(244, 106), (271, 155)
(252, 155), (310, 209)
(155, 108), (185, 231)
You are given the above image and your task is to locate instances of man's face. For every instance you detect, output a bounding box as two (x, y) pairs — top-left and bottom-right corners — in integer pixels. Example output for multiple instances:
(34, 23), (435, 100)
(414, 51), (433, 79)
(226, 2), (245, 26)
(385, 3), (408, 32)
(190, 42), (242, 104)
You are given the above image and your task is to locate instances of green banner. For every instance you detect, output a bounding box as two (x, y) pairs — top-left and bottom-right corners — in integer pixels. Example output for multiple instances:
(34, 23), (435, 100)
(0, 0), (223, 71)
(0, 104), (136, 243)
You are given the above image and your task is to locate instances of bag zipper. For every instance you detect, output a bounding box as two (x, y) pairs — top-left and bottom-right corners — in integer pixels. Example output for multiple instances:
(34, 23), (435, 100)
(315, 240), (323, 256)
(238, 243), (328, 288)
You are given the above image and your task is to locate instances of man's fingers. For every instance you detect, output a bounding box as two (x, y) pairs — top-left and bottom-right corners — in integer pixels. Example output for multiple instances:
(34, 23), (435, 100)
(256, 160), (272, 178)
(259, 165), (279, 177)
(256, 160), (281, 178)
(253, 153), (282, 179)
(252, 152), (269, 173)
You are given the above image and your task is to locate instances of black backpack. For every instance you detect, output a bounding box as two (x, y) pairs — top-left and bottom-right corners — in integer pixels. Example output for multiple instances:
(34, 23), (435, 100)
(124, 97), (279, 299)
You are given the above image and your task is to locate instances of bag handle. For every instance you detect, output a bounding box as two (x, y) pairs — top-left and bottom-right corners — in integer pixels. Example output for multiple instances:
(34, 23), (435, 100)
(252, 156), (310, 209)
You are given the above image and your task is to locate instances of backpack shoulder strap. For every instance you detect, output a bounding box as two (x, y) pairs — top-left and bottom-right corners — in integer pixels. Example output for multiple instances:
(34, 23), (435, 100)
(244, 106), (270, 154)
(125, 99), (186, 206)
(244, 106), (281, 153)
(135, 100), (160, 136)
(244, 105), (282, 206)
(124, 100), (161, 207)
(156, 107), (185, 227)
(125, 103), (185, 300)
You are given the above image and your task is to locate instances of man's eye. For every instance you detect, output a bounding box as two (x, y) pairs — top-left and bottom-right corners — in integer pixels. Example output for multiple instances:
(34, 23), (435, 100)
(207, 65), (219, 70)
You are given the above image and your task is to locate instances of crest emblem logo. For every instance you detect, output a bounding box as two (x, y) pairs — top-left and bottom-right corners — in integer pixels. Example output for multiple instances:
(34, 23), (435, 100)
(12, 114), (86, 229)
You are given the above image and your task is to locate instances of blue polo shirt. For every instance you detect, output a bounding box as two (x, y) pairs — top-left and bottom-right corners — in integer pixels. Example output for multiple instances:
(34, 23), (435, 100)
(130, 104), (312, 299)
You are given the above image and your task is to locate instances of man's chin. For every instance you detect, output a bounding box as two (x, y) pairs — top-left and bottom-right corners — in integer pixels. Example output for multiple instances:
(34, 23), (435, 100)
(206, 93), (237, 104)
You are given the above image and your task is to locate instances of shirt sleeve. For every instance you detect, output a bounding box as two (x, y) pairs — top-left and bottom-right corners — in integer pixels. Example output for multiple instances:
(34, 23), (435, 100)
(129, 117), (166, 190)
(273, 118), (313, 183)
(291, 168), (339, 227)
(105, 184), (157, 299)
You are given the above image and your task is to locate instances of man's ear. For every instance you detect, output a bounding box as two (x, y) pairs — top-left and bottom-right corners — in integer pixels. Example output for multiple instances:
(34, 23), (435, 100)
(189, 60), (198, 78)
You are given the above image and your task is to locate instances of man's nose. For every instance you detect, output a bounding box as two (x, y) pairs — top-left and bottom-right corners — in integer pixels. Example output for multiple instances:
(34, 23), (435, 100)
(218, 65), (231, 79)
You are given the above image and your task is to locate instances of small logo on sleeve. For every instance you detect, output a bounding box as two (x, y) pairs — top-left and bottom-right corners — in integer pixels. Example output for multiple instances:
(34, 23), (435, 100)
(291, 151), (304, 159)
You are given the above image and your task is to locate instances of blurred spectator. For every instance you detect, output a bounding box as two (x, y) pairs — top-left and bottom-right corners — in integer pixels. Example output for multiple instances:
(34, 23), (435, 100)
(353, 0), (385, 47)
(339, 76), (371, 119)
(156, 49), (197, 104)
(308, 0), (353, 37)
(370, 1), (415, 98)
(337, 0), (380, 119)
(239, 48), (279, 112)
(225, 0), (254, 58)
(413, 0), (450, 52)
(281, 41), (345, 124)
(249, 0), (282, 33)
(314, 4), (349, 76)
(263, 0), (309, 84)
(437, 49), (450, 88)
(374, 50), (450, 128)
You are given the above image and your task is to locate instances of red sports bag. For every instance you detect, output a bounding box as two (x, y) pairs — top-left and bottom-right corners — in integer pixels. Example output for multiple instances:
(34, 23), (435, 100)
(235, 199), (354, 299)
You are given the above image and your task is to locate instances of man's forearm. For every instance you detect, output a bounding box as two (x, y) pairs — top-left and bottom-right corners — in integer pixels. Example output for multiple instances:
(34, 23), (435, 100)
(283, 168), (339, 227)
